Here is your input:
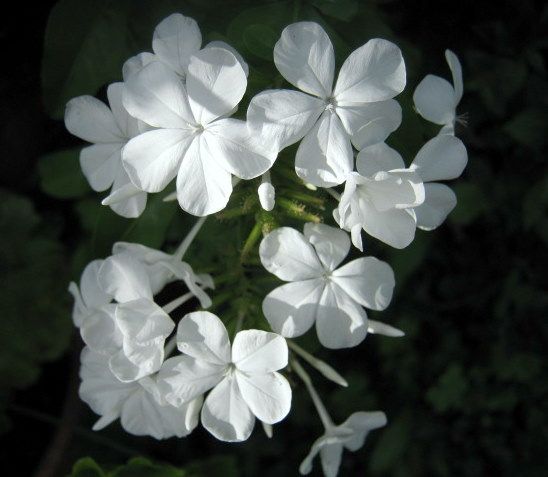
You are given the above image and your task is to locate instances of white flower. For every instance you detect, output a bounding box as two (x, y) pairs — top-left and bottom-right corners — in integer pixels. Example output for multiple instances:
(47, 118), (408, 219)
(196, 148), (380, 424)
(409, 135), (468, 230)
(122, 13), (248, 80)
(68, 259), (112, 327)
(335, 143), (425, 250)
(413, 49), (463, 135)
(79, 347), (202, 439)
(122, 47), (276, 216)
(111, 241), (214, 300)
(81, 253), (175, 382)
(260, 224), (396, 349)
(157, 311), (292, 442)
(299, 411), (387, 477)
(64, 83), (148, 218)
(247, 21), (405, 187)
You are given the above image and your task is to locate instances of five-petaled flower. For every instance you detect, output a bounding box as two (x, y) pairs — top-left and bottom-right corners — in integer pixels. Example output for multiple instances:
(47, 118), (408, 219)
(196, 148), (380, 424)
(157, 311), (292, 442)
(122, 47), (276, 216)
(248, 21), (405, 187)
(260, 223), (397, 349)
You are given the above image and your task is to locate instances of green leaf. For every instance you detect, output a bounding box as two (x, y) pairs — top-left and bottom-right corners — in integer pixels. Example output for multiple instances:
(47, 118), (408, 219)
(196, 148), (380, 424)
(311, 0), (359, 22)
(111, 457), (184, 477)
(71, 457), (107, 477)
(0, 190), (71, 430)
(38, 148), (90, 199)
(42, 0), (134, 119)
(242, 24), (278, 60)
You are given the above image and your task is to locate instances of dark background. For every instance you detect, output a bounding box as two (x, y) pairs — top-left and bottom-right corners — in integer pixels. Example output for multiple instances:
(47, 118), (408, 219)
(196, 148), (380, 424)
(1, 0), (547, 476)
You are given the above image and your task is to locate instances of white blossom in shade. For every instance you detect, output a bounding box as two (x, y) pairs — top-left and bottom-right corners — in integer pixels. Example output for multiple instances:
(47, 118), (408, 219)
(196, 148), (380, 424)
(259, 224), (396, 349)
(111, 241), (214, 300)
(78, 253), (175, 382)
(79, 347), (202, 439)
(122, 48), (276, 217)
(68, 259), (112, 327)
(122, 14), (248, 81)
(157, 311), (292, 442)
(247, 21), (405, 187)
(64, 83), (148, 218)
(413, 49), (463, 135)
(334, 143), (425, 250)
(409, 135), (468, 230)
(299, 411), (387, 477)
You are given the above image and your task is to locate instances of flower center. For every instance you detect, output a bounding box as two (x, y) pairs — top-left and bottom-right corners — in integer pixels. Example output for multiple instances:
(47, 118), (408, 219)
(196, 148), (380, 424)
(325, 96), (338, 111)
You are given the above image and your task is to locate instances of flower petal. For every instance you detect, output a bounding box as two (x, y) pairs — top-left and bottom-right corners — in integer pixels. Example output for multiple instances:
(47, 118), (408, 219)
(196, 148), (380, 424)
(356, 143), (405, 177)
(247, 89), (324, 150)
(152, 13), (201, 76)
(445, 49), (463, 103)
(106, 167), (147, 219)
(79, 348), (137, 417)
(120, 385), (202, 439)
(176, 134), (233, 216)
(274, 21), (335, 99)
(414, 182), (457, 231)
(176, 311), (231, 365)
(157, 355), (225, 406)
(411, 135), (467, 182)
(65, 96), (124, 143)
(123, 61), (196, 128)
(122, 128), (194, 193)
(361, 201), (418, 249)
(205, 40), (249, 77)
(262, 279), (324, 338)
(99, 254), (153, 302)
(80, 305), (121, 354)
(341, 411), (387, 452)
(316, 283), (368, 349)
(232, 330), (288, 373)
(303, 223), (350, 272)
(413, 74), (455, 125)
(331, 257), (395, 310)
(201, 377), (255, 442)
(80, 143), (121, 192)
(186, 47), (247, 125)
(122, 52), (157, 81)
(365, 169), (425, 211)
(320, 443), (344, 477)
(205, 119), (276, 180)
(79, 259), (111, 309)
(334, 39), (406, 103)
(295, 109), (353, 187)
(300, 435), (344, 476)
(107, 83), (141, 138)
(236, 371), (292, 424)
(259, 227), (324, 281)
(116, 298), (174, 344)
(336, 99), (402, 150)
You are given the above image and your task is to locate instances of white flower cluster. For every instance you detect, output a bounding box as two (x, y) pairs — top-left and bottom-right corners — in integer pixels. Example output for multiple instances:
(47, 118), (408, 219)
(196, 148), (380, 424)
(66, 13), (468, 477)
